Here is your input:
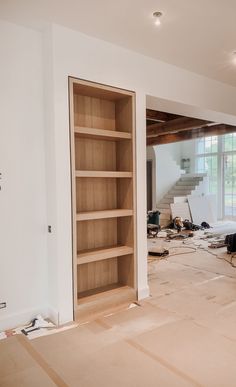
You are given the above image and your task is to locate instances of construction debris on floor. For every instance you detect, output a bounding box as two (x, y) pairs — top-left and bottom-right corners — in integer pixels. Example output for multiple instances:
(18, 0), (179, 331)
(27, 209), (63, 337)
(0, 315), (78, 341)
(148, 221), (236, 269)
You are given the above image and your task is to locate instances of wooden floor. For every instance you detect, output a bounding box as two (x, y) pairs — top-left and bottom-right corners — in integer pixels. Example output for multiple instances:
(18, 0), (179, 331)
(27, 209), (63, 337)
(2, 241), (236, 386)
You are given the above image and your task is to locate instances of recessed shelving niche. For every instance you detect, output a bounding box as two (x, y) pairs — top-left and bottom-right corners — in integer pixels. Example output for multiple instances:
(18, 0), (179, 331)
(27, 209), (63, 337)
(69, 77), (137, 321)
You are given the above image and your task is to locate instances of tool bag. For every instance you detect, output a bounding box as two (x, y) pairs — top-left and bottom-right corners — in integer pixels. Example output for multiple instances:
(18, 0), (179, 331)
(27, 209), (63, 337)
(147, 210), (160, 226)
(225, 233), (236, 253)
(147, 210), (161, 237)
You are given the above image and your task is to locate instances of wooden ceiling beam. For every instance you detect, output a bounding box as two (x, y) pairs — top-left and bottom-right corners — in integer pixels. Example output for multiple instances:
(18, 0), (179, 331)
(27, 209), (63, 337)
(147, 117), (210, 137)
(146, 109), (181, 122)
(147, 124), (236, 146)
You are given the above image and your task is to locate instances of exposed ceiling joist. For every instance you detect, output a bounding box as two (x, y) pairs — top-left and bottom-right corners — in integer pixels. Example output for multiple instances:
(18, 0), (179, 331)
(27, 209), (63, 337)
(147, 117), (210, 137)
(147, 124), (236, 146)
(146, 109), (181, 123)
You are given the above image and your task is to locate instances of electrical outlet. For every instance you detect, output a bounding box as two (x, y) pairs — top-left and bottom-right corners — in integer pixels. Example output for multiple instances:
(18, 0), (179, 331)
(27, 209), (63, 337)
(0, 302), (6, 309)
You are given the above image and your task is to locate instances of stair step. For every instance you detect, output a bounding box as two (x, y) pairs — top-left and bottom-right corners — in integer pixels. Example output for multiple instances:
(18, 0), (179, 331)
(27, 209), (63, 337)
(157, 203), (170, 209)
(168, 190), (192, 196)
(176, 181), (198, 186)
(174, 185), (196, 190)
(158, 208), (171, 214)
(180, 177), (203, 182)
(166, 192), (192, 197)
(159, 198), (173, 204)
(160, 213), (171, 220)
(158, 175), (206, 221)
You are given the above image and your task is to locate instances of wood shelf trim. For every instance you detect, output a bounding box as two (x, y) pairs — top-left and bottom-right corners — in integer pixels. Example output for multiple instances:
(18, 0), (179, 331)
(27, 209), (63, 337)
(77, 245), (134, 265)
(75, 170), (133, 178)
(76, 285), (136, 307)
(76, 209), (133, 221)
(74, 126), (132, 140)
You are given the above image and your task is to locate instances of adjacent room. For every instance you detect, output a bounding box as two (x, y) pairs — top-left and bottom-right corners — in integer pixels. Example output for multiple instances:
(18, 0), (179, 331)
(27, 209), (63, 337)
(1, 1), (236, 386)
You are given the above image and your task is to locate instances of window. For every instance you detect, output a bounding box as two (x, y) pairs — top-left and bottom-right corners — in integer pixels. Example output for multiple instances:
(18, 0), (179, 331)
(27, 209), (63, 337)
(222, 133), (236, 152)
(196, 136), (218, 195)
(195, 133), (236, 219)
(196, 136), (218, 155)
(223, 154), (236, 217)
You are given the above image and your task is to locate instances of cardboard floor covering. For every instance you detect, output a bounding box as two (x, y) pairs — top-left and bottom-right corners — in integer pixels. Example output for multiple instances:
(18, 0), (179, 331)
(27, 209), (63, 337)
(2, 232), (236, 386)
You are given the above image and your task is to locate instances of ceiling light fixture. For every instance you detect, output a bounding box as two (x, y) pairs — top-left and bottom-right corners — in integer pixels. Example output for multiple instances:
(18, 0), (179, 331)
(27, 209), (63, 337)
(153, 11), (163, 26)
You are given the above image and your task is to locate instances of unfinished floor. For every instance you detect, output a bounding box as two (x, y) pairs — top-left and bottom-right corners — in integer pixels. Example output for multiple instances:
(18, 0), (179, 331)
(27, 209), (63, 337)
(2, 237), (236, 387)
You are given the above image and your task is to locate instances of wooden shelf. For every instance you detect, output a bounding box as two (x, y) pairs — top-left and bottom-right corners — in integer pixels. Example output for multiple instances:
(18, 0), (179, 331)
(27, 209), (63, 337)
(75, 285), (136, 322)
(74, 126), (132, 141)
(77, 209), (133, 221)
(77, 245), (134, 265)
(75, 170), (133, 178)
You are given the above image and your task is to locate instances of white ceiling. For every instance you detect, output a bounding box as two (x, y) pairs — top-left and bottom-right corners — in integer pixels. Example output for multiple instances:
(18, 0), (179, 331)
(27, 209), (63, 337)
(1, 0), (236, 86)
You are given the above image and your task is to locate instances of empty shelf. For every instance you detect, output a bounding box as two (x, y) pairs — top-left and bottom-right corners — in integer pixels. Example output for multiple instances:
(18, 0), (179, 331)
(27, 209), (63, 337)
(74, 126), (132, 140)
(77, 245), (134, 265)
(75, 285), (136, 322)
(75, 170), (133, 178)
(77, 209), (133, 221)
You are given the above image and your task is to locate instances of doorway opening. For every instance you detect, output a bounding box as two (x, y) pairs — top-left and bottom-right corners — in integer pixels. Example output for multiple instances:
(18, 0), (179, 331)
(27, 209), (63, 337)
(145, 98), (236, 351)
(146, 98), (236, 225)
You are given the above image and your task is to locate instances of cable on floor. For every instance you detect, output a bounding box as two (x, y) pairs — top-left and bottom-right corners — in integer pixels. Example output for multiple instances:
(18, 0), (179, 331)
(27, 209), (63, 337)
(182, 239), (236, 268)
(148, 245), (197, 262)
(148, 237), (236, 268)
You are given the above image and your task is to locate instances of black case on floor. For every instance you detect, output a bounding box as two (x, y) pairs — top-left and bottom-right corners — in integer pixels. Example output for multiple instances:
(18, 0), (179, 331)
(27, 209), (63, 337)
(225, 233), (236, 253)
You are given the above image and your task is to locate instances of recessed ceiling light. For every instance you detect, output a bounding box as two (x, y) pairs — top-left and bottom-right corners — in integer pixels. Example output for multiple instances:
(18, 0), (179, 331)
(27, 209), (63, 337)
(153, 11), (163, 26)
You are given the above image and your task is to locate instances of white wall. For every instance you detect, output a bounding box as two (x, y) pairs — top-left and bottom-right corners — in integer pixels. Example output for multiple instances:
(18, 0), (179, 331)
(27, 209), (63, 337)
(42, 26), (60, 324)
(154, 143), (183, 203)
(180, 139), (196, 173)
(0, 21), (48, 330)
(48, 24), (236, 324)
(164, 142), (182, 166)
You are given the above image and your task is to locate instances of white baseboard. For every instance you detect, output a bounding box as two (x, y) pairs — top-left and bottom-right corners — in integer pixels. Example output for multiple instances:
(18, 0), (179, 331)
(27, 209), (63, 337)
(0, 305), (50, 331)
(137, 285), (150, 300)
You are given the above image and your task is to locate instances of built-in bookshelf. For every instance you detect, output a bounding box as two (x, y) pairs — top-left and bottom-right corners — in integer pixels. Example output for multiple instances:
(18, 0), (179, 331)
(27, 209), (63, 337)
(69, 77), (137, 320)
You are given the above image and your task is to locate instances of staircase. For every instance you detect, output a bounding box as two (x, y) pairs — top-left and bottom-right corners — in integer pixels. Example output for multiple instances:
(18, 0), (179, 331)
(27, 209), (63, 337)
(157, 174), (206, 227)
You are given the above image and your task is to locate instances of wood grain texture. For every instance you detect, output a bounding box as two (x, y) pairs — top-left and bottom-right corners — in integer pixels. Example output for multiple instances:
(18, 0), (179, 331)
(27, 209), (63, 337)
(74, 126), (132, 140)
(72, 77), (134, 99)
(77, 209), (133, 221)
(77, 218), (117, 252)
(147, 117), (210, 137)
(74, 95), (116, 130)
(69, 77), (137, 319)
(75, 285), (136, 322)
(77, 245), (134, 265)
(75, 171), (133, 178)
(69, 77), (78, 313)
(77, 258), (118, 294)
(146, 109), (181, 122)
(147, 124), (236, 146)
(76, 178), (117, 213)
